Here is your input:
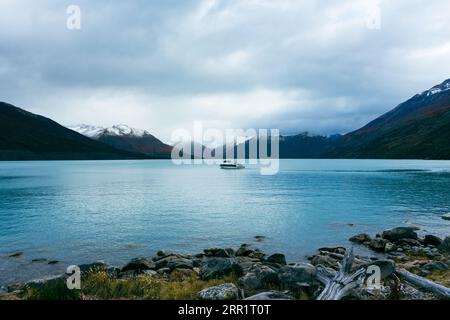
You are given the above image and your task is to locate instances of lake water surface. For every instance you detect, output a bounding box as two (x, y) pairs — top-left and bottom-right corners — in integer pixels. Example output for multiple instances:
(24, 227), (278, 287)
(1, 159), (450, 285)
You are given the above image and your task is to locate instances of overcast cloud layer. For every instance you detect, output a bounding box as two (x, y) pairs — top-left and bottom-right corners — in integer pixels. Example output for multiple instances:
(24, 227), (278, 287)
(1, 0), (450, 142)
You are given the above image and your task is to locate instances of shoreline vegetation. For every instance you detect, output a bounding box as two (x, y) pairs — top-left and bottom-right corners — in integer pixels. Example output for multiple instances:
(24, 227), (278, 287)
(1, 227), (449, 301)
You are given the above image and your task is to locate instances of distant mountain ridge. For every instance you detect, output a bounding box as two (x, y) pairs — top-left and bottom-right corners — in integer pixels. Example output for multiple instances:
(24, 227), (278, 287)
(219, 78), (450, 160)
(69, 124), (173, 159)
(2, 77), (450, 160)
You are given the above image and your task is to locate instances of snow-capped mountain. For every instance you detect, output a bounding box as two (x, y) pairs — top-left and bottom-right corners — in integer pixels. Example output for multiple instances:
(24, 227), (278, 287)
(420, 78), (450, 97)
(69, 124), (149, 138)
(68, 124), (172, 159)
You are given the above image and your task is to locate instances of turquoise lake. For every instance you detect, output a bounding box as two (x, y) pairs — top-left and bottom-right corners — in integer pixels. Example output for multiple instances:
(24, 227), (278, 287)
(1, 159), (450, 285)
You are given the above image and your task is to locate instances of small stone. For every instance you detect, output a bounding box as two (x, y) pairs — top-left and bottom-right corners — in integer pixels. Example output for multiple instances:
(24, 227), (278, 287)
(142, 270), (157, 277)
(369, 238), (387, 251)
(441, 213), (450, 221)
(198, 283), (239, 300)
(318, 247), (346, 255)
(156, 250), (166, 257)
(349, 234), (372, 244)
(157, 268), (171, 275)
(384, 242), (397, 253)
(254, 235), (266, 242)
(8, 252), (23, 258)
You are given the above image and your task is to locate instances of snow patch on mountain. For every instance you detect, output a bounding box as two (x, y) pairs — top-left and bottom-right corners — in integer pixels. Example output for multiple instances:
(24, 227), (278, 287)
(420, 79), (450, 97)
(69, 124), (150, 138)
(69, 124), (105, 138)
(104, 124), (148, 137)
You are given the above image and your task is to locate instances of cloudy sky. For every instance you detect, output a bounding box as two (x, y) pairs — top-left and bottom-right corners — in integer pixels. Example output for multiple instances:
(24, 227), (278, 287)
(1, 0), (450, 143)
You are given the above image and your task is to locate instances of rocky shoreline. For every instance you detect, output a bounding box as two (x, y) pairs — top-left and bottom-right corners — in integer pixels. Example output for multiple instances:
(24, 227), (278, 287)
(1, 227), (449, 300)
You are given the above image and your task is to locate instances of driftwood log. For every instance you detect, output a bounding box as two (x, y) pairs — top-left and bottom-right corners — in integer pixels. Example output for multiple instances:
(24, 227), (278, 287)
(315, 248), (366, 300)
(396, 268), (450, 299)
(315, 248), (450, 300)
(244, 291), (294, 300)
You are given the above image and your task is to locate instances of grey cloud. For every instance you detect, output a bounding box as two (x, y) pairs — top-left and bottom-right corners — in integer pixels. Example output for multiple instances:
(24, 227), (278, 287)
(1, 0), (450, 141)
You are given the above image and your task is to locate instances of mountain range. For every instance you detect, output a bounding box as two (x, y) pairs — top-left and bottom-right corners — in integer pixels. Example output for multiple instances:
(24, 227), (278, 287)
(69, 124), (173, 159)
(1, 78), (450, 160)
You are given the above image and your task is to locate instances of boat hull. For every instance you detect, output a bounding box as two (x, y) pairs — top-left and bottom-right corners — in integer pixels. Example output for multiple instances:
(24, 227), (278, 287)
(220, 164), (245, 169)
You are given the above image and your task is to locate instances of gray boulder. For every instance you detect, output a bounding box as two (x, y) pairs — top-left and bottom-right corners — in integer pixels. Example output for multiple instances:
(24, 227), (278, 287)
(369, 238), (387, 251)
(397, 238), (421, 247)
(310, 255), (339, 269)
(382, 227), (418, 242)
(438, 237), (450, 254)
(236, 244), (254, 257)
(198, 283), (239, 300)
(266, 253), (287, 265)
(166, 258), (194, 270)
(235, 256), (259, 273)
(238, 264), (279, 290)
(384, 242), (397, 253)
(121, 257), (155, 272)
(200, 258), (243, 280)
(422, 261), (449, 272)
(363, 259), (395, 280)
(278, 264), (315, 289)
(349, 233), (371, 244)
(318, 247), (346, 255)
(79, 261), (108, 273)
(155, 255), (185, 269)
(248, 250), (266, 259)
(422, 235), (442, 247)
(25, 274), (67, 290)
